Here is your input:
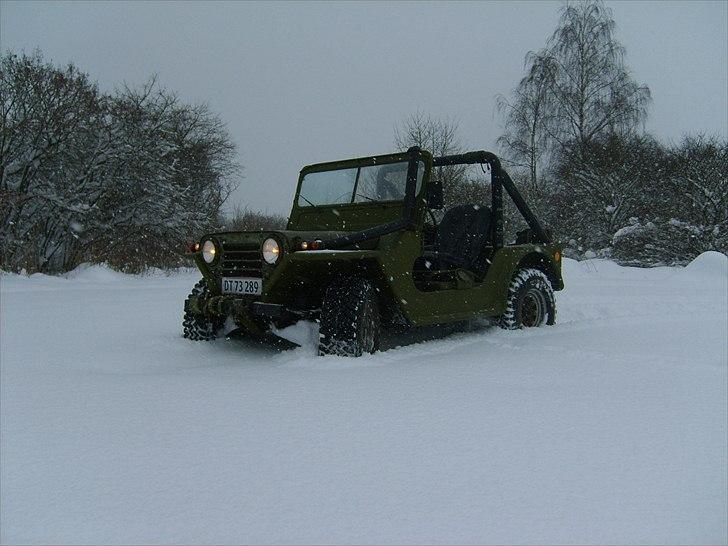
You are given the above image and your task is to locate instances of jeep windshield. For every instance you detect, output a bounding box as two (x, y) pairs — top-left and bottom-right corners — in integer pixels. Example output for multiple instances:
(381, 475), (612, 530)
(297, 160), (424, 207)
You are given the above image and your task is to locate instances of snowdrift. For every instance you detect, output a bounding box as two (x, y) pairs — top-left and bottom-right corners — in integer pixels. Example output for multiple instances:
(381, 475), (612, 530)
(680, 250), (728, 279)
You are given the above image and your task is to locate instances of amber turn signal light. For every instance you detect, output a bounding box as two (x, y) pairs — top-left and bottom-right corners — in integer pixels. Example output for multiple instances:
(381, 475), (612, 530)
(298, 239), (323, 251)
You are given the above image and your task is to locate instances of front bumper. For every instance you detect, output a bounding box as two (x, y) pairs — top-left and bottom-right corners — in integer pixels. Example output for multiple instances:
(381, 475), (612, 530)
(185, 292), (305, 335)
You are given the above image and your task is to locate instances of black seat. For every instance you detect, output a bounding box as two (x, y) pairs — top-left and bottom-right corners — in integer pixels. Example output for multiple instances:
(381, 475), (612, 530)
(424, 204), (492, 272)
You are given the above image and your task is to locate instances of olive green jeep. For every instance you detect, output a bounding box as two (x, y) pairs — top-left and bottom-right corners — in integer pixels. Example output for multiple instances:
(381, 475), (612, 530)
(183, 147), (563, 356)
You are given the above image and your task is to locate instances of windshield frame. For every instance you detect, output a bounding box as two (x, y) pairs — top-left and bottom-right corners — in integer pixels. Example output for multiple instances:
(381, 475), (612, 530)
(293, 151), (429, 211)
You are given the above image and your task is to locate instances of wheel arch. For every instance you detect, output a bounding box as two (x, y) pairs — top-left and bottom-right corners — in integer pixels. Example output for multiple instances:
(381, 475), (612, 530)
(516, 251), (564, 290)
(317, 258), (407, 331)
(350, 259), (408, 330)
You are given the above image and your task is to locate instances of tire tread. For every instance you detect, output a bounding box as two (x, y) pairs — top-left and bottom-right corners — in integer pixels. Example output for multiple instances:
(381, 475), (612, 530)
(499, 268), (555, 329)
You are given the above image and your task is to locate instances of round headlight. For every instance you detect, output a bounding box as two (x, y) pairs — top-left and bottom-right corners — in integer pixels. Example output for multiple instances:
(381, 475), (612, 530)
(262, 238), (281, 265)
(202, 240), (217, 264)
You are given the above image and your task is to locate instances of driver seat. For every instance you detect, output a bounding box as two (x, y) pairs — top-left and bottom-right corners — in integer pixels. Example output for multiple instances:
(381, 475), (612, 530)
(424, 204), (492, 272)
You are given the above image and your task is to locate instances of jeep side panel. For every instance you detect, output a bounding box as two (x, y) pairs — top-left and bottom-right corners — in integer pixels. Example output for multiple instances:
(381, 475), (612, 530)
(371, 230), (563, 327)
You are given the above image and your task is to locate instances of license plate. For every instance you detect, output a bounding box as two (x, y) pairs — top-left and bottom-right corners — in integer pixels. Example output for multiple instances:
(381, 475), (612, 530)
(222, 277), (262, 295)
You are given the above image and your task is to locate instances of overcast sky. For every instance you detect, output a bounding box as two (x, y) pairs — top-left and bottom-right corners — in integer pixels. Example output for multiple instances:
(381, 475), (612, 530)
(2, 0), (726, 214)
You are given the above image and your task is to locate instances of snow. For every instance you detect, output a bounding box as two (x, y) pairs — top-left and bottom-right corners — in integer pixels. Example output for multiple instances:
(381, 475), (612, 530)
(1, 254), (726, 544)
(681, 250), (728, 278)
(612, 222), (643, 240)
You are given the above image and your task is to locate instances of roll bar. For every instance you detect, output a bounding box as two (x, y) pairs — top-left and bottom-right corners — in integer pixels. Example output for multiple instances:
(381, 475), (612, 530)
(434, 151), (551, 248)
(319, 147), (551, 250)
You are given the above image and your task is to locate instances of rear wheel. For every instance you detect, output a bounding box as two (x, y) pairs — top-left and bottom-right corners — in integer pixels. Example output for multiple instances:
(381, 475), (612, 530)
(183, 280), (224, 340)
(319, 277), (381, 357)
(499, 268), (555, 329)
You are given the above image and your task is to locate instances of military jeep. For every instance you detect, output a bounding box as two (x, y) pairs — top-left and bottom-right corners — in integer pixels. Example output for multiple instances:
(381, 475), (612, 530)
(183, 147), (563, 356)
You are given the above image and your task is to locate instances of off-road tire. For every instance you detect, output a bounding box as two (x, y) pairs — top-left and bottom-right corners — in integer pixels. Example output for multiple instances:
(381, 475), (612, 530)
(318, 277), (381, 357)
(499, 268), (556, 329)
(183, 279), (224, 341)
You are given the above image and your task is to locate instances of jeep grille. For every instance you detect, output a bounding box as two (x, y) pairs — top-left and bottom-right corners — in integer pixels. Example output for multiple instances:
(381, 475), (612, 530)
(220, 241), (262, 277)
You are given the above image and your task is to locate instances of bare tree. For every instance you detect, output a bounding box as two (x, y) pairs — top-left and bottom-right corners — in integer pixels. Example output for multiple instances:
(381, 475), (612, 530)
(0, 51), (107, 272)
(612, 135), (728, 265)
(224, 205), (287, 231)
(550, 131), (727, 265)
(496, 58), (553, 195)
(94, 79), (241, 272)
(498, 0), (651, 167)
(394, 112), (471, 207)
(544, 1), (651, 154)
(667, 135), (728, 250)
(494, 1), (656, 254)
(394, 112), (461, 157)
(0, 51), (241, 273)
(550, 133), (666, 253)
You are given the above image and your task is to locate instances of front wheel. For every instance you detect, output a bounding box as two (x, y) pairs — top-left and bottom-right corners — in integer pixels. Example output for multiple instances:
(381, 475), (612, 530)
(182, 279), (224, 341)
(319, 277), (381, 357)
(499, 268), (556, 329)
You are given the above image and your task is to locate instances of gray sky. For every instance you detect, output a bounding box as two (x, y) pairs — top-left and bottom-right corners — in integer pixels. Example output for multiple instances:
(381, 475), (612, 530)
(2, 0), (726, 214)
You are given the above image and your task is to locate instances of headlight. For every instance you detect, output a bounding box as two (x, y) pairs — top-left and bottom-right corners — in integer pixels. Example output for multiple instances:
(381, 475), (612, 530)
(202, 240), (217, 264)
(262, 238), (281, 264)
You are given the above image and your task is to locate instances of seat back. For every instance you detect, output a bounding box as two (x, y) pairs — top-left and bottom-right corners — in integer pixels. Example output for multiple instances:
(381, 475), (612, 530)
(436, 204), (492, 270)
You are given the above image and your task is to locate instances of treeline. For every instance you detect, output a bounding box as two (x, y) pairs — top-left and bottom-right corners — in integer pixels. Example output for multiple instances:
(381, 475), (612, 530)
(498, 2), (726, 265)
(550, 133), (726, 265)
(224, 206), (287, 232)
(2, 2), (725, 274)
(395, 2), (726, 266)
(1, 51), (240, 273)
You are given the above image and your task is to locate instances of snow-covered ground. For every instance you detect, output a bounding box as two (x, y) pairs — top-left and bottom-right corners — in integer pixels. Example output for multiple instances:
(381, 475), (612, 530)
(1, 254), (726, 545)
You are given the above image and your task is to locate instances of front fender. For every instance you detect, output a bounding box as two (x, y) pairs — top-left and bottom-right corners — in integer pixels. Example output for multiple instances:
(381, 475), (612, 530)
(484, 245), (563, 308)
(261, 249), (385, 306)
